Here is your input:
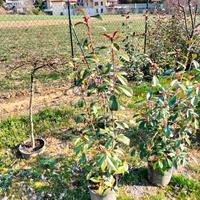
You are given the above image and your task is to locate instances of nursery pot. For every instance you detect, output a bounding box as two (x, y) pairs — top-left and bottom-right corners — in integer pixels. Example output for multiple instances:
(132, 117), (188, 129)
(19, 138), (45, 159)
(89, 189), (116, 200)
(196, 129), (200, 144)
(148, 162), (173, 186)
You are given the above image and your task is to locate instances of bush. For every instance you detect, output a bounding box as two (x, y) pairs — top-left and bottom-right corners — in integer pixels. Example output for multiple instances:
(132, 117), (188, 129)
(31, 7), (40, 15)
(120, 15), (151, 81)
(0, 0), (4, 7)
(147, 6), (200, 71)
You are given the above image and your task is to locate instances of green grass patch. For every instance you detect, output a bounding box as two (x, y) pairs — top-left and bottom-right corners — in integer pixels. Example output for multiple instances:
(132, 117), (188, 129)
(166, 175), (200, 199)
(0, 15), (144, 91)
(0, 155), (90, 199)
(0, 106), (75, 148)
(146, 192), (165, 200)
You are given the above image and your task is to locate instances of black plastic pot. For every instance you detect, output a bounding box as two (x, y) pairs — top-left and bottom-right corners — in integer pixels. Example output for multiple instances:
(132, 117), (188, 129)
(148, 163), (173, 186)
(89, 189), (116, 200)
(19, 138), (45, 159)
(196, 129), (200, 144)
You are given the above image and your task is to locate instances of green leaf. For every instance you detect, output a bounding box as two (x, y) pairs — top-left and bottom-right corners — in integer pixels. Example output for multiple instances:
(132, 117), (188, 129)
(96, 154), (107, 171)
(90, 177), (101, 183)
(116, 74), (128, 86)
(167, 159), (172, 168)
(164, 69), (174, 75)
(101, 160), (107, 172)
(117, 134), (130, 145)
(179, 83), (186, 92)
(119, 51), (130, 62)
(76, 98), (85, 108)
(113, 43), (120, 51)
(191, 97), (198, 107)
(80, 153), (86, 163)
(192, 60), (200, 69)
(106, 156), (117, 171)
(152, 76), (159, 87)
(168, 96), (176, 107)
(91, 14), (103, 20)
(75, 114), (86, 123)
(118, 85), (133, 97)
(164, 126), (173, 137)
(170, 80), (178, 87)
(139, 121), (145, 129)
(109, 95), (119, 111)
(146, 92), (152, 100)
(98, 64), (112, 75)
(158, 161), (163, 169)
(194, 118), (199, 129)
(90, 102), (99, 115)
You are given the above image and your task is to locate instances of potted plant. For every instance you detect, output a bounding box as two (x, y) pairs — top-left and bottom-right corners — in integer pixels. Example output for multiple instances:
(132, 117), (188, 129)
(72, 15), (132, 200)
(136, 75), (199, 186)
(17, 58), (65, 159)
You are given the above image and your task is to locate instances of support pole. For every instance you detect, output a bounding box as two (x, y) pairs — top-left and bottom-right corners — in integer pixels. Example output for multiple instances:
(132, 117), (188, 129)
(67, 1), (74, 58)
(144, 0), (149, 54)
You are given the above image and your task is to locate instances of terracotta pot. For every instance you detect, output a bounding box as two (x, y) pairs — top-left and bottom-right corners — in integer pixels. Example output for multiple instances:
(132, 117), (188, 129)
(148, 162), (173, 186)
(19, 138), (45, 159)
(89, 189), (116, 200)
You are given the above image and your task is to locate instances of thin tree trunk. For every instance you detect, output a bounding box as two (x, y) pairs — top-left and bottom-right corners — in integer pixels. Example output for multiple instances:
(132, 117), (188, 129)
(29, 71), (35, 148)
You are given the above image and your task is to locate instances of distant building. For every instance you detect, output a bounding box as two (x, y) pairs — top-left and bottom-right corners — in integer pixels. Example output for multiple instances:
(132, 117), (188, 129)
(5, 0), (34, 12)
(45, 0), (163, 16)
(46, 0), (70, 15)
(46, 0), (111, 15)
(80, 0), (108, 15)
(108, 3), (163, 14)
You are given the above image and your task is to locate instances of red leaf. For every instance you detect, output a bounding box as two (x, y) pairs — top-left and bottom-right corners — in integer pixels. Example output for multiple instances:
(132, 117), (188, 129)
(84, 15), (90, 23)
(112, 31), (118, 40)
(102, 33), (112, 40)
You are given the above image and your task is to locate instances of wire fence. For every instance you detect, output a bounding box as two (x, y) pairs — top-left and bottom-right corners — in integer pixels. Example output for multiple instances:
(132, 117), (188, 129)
(0, 13), (146, 63)
(0, 10), (147, 119)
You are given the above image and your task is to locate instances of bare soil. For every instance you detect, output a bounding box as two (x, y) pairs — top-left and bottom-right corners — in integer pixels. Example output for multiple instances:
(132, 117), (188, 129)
(0, 16), (140, 29)
(121, 149), (200, 199)
(0, 84), (76, 119)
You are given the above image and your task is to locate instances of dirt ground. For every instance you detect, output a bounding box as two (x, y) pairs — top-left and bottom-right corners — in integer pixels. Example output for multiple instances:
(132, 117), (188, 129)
(0, 85), (76, 119)
(121, 149), (200, 200)
(0, 16), (142, 29)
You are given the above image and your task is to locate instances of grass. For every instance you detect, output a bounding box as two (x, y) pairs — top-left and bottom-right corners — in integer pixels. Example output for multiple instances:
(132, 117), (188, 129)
(0, 106), (75, 148)
(0, 14), (144, 22)
(0, 15), (67, 21)
(0, 67), (69, 92)
(0, 155), (90, 199)
(0, 14), (144, 92)
(166, 175), (200, 200)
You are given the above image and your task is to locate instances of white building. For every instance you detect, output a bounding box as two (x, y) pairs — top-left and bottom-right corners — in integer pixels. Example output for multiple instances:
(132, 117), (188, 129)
(46, 0), (117, 16)
(5, 0), (34, 11)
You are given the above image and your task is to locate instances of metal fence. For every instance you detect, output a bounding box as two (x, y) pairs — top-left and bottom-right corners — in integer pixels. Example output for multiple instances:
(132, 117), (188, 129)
(0, 13), (146, 64)
(0, 10), (147, 119)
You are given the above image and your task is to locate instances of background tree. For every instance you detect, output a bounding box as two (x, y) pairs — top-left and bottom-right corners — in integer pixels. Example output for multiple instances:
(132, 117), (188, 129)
(34, 0), (45, 10)
(0, 0), (4, 7)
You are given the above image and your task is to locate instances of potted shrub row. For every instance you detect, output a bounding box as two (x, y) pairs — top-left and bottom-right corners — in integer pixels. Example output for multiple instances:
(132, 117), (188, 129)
(136, 75), (199, 186)
(71, 14), (199, 199)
